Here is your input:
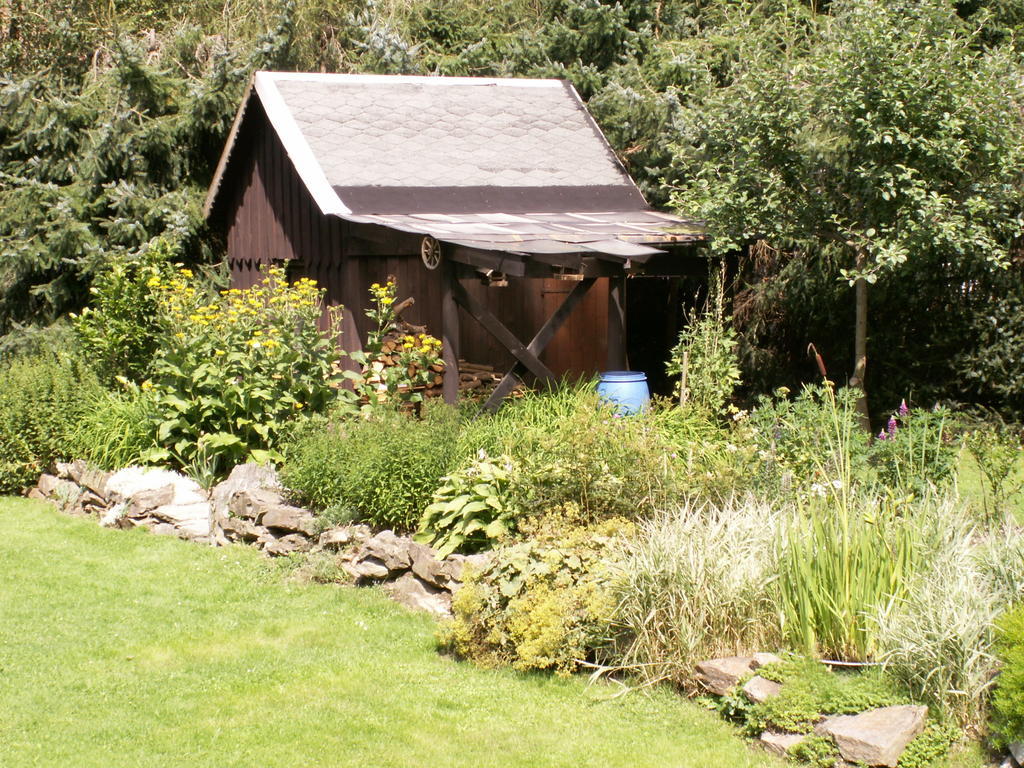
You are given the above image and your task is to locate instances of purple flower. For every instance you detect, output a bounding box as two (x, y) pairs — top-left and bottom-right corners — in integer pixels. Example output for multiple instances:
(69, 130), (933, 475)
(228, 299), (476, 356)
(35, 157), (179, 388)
(877, 430), (888, 441)
(887, 416), (898, 436)
(899, 399), (909, 416)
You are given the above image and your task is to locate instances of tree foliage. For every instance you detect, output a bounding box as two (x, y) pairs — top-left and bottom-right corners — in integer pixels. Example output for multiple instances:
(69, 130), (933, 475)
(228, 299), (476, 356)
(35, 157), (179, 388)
(2, 0), (1023, 416)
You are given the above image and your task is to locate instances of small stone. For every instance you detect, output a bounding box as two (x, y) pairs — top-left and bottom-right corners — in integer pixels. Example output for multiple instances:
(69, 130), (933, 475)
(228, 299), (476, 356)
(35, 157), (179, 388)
(126, 484), (175, 517)
(760, 732), (806, 757)
(816, 705), (927, 768)
(384, 572), (452, 617)
(229, 487), (287, 520)
(695, 656), (759, 696)
(263, 533), (313, 557)
(743, 675), (783, 704)
(36, 474), (62, 497)
(210, 463), (280, 545)
(79, 466), (113, 499)
(410, 543), (445, 587)
(100, 503), (127, 528)
(150, 523), (178, 537)
(26, 487), (47, 500)
(360, 530), (414, 572)
(344, 555), (390, 582)
(221, 517), (264, 542)
(259, 505), (318, 537)
(62, 459), (88, 483)
(1010, 743), (1024, 766)
(318, 524), (372, 551)
(148, 502), (212, 540)
(752, 652), (783, 669)
(79, 490), (108, 512)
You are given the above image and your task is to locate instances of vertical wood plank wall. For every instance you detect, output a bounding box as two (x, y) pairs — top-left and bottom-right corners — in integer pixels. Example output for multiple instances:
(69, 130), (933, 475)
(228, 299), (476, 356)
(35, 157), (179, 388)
(221, 106), (609, 379)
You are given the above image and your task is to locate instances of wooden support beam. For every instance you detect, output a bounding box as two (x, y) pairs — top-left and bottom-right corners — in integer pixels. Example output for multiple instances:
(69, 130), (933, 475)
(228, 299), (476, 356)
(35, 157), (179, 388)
(482, 277), (598, 413)
(448, 247), (527, 277)
(450, 280), (556, 383)
(607, 275), (627, 370)
(441, 256), (460, 405)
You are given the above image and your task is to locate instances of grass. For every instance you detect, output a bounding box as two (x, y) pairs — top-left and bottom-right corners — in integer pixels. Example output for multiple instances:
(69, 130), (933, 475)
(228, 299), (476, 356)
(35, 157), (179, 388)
(0, 498), (781, 768)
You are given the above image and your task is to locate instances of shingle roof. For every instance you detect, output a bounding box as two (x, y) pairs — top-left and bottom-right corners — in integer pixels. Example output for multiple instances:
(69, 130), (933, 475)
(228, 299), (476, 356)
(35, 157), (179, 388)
(204, 72), (707, 260)
(273, 76), (629, 189)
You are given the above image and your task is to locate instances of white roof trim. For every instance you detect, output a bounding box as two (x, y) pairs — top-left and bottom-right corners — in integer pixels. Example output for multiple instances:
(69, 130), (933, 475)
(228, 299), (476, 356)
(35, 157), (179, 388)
(254, 72), (351, 217)
(262, 71), (562, 88)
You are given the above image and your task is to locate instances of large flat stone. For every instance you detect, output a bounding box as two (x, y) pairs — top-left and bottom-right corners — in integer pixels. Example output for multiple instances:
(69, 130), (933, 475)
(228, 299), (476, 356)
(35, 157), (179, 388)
(816, 705), (927, 768)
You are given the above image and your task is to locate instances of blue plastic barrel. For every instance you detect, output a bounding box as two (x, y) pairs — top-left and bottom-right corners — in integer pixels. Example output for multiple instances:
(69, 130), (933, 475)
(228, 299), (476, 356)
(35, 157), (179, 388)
(596, 371), (650, 415)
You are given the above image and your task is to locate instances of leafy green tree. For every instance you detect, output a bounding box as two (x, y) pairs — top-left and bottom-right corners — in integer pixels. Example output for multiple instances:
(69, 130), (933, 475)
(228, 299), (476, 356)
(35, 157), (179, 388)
(672, 0), (1024, 424)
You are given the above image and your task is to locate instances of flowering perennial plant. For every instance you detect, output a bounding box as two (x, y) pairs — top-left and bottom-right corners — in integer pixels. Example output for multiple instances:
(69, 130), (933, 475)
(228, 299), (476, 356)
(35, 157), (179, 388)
(345, 280), (444, 406)
(143, 265), (342, 473)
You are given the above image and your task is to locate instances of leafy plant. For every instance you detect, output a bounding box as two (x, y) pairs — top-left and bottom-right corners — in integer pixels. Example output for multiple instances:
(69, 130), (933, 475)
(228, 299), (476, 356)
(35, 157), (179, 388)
(416, 453), (518, 557)
(71, 240), (179, 385)
(745, 657), (901, 735)
(143, 265), (342, 474)
(666, 265), (741, 414)
(964, 419), (1023, 524)
(990, 602), (1024, 749)
(281, 402), (460, 530)
(746, 383), (872, 500)
(343, 280), (444, 408)
(70, 384), (159, 470)
(441, 513), (630, 674)
(778, 498), (921, 662)
(870, 400), (956, 495)
(897, 722), (961, 768)
(0, 352), (100, 492)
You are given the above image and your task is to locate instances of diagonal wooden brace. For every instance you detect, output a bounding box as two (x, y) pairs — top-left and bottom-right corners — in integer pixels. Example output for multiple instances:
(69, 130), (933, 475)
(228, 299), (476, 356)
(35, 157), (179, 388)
(481, 277), (597, 412)
(450, 280), (556, 383)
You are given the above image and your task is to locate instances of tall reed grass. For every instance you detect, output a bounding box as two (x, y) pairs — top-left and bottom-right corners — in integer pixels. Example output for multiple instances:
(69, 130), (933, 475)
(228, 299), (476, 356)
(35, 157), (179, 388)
(608, 497), (782, 687)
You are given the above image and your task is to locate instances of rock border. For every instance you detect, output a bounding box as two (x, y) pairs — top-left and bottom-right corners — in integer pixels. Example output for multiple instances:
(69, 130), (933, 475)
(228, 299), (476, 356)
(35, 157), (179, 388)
(27, 461), (478, 617)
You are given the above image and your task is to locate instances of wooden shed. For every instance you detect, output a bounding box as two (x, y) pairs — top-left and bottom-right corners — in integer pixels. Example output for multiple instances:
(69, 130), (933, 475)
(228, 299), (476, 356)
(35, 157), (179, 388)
(204, 72), (709, 404)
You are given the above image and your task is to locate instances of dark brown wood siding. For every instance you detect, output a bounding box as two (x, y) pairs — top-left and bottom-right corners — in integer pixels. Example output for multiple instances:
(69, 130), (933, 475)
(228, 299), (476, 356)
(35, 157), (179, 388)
(220, 106), (610, 377)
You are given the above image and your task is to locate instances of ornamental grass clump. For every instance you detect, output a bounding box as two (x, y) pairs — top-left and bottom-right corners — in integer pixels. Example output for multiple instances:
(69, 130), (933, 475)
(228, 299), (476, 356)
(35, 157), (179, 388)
(608, 497), (782, 688)
(143, 265), (343, 475)
(871, 504), (1024, 729)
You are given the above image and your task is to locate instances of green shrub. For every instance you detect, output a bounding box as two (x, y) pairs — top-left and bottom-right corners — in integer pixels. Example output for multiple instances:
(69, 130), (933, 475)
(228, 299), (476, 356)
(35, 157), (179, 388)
(747, 383), (872, 499)
(990, 603), (1024, 749)
(144, 265), (343, 474)
(72, 240), (179, 385)
(0, 353), (100, 492)
(897, 722), (961, 768)
(788, 734), (838, 767)
(416, 452), (519, 556)
(461, 384), (686, 522)
(440, 512), (629, 674)
(665, 268), (741, 414)
(963, 419), (1023, 525)
(609, 497), (782, 688)
(281, 402), (460, 531)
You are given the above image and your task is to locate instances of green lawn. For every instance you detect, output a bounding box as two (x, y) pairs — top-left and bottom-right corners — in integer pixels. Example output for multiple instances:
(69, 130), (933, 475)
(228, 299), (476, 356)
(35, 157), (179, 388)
(0, 498), (780, 768)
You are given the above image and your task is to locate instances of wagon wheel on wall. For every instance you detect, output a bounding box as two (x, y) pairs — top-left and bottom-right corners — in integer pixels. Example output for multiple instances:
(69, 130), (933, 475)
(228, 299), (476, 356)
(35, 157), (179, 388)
(421, 236), (442, 270)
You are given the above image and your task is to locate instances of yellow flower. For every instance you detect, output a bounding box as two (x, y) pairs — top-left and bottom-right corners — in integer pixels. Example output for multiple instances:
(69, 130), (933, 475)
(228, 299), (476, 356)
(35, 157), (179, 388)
(214, 349), (225, 356)
(293, 402), (304, 410)
(180, 268), (194, 279)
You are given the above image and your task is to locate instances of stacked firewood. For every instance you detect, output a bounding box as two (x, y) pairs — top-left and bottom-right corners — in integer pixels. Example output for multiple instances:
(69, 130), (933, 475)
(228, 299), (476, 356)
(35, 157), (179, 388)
(456, 361), (504, 393)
